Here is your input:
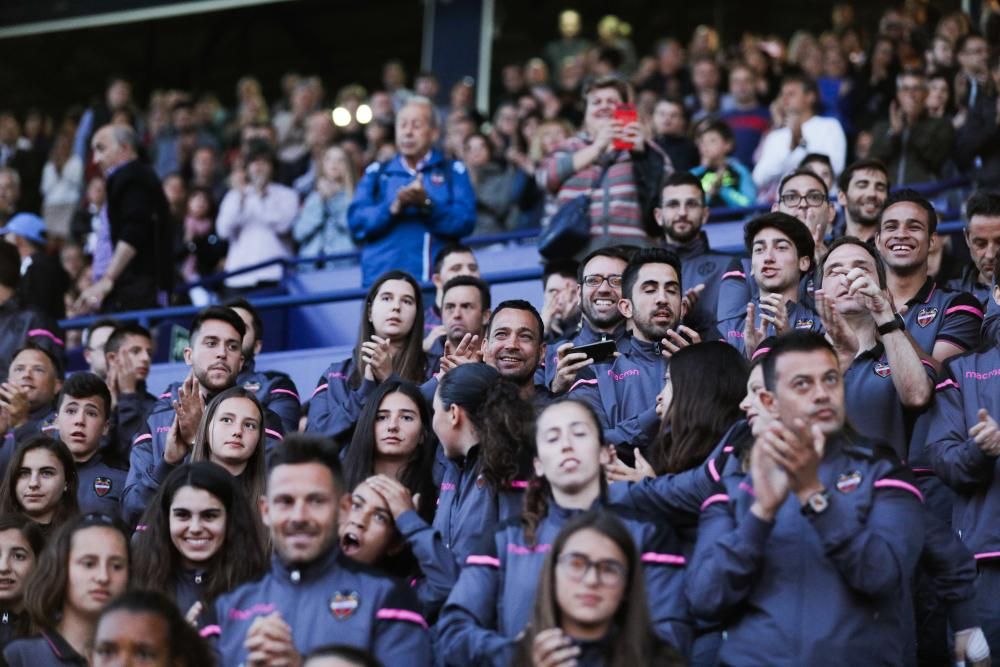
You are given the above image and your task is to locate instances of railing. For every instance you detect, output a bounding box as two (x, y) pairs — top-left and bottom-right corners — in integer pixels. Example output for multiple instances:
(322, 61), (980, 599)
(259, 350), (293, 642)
(59, 176), (974, 333)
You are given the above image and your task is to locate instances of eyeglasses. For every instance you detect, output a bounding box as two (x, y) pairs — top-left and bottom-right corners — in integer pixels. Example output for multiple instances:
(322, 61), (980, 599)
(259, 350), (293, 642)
(556, 552), (627, 587)
(582, 274), (623, 288)
(780, 191), (827, 208)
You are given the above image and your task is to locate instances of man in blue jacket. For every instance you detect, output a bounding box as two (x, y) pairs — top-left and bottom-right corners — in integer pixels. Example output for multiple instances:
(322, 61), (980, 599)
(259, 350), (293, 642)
(687, 331), (925, 666)
(213, 435), (431, 665)
(348, 97), (476, 286)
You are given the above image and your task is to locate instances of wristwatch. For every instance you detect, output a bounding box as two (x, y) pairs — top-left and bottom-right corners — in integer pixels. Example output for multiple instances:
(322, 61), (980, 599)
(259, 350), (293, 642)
(801, 488), (830, 516)
(876, 313), (905, 337)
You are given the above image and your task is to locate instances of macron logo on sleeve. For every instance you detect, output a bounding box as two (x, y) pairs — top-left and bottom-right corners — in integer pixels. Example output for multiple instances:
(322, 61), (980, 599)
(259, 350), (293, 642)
(607, 368), (640, 382)
(965, 369), (1000, 381)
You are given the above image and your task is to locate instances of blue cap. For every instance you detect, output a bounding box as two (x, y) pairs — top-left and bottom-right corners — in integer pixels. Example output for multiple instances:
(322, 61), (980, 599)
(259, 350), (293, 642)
(0, 213), (47, 245)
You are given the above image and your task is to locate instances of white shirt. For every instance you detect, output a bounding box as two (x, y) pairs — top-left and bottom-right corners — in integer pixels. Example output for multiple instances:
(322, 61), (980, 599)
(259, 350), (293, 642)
(216, 182), (300, 288)
(752, 115), (846, 191)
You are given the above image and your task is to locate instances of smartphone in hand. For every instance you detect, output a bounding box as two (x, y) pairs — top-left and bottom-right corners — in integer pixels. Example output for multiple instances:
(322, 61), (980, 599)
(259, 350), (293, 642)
(612, 103), (638, 151)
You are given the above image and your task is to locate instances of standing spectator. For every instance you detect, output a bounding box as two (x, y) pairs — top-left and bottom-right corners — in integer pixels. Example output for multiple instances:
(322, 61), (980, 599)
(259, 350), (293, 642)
(176, 187), (226, 288)
(72, 77), (133, 161)
(273, 81), (319, 183)
(39, 132), (82, 241)
(543, 77), (671, 259)
(188, 146), (227, 204)
(651, 98), (699, 172)
(293, 145), (355, 267)
(76, 125), (173, 313)
(464, 133), (516, 236)
(955, 56), (1000, 189)
(216, 141), (298, 290)
(2, 213), (70, 321)
(685, 56), (723, 123)
(544, 10), (591, 75)
(640, 39), (691, 100)
(854, 36), (900, 132)
(70, 175), (104, 248)
(753, 73), (847, 196)
(955, 33), (991, 110)
(720, 63), (771, 167)
(290, 111), (337, 198)
(0, 168), (20, 226)
(0, 114), (42, 216)
(870, 71), (954, 185)
(153, 100), (218, 180)
(348, 97), (476, 286)
(817, 46), (856, 135)
(690, 121), (756, 208)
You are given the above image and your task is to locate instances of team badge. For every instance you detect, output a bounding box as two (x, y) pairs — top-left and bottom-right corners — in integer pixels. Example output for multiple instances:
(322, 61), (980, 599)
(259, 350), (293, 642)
(430, 172), (445, 186)
(874, 361), (892, 378)
(94, 477), (112, 497)
(330, 591), (360, 620)
(243, 381), (261, 393)
(917, 307), (938, 328)
(794, 318), (814, 330)
(836, 471), (862, 494)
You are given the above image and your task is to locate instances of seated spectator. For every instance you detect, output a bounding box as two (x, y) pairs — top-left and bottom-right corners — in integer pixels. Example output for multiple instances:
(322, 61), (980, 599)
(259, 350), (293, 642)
(720, 62), (770, 167)
(176, 187), (226, 288)
(40, 131), (82, 241)
(292, 145), (356, 268)
(2, 213), (70, 322)
(188, 145), (228, 204)
(752, 72), (846, 198)
(833, 158), (890, 242)
(513, 511), (683, 666)
(217, 140), (298, 289)
(4, 514), (129, 666)
(90, 589), (217, 667)
(0, 516), (43, 653)
(349, 97), (476, 286)
(950, 190), (1000, 306)
(926, 70), (954, 120)
(103, 323), (155, 455)
(539, 259), (581, 345)
(543, 77), (672, 259)
(308, 271), (429, 444)
(870, 71), (954, 185)
(531, 119), (573, 227)
(690, 120), (756, 208)
(53, 373), (126, 519)
(799, 152), (835, 193)
(132, 462), (267, 630)
(955, 49), (1000, 189)
(428, 276), (491, 374)
(651, 98), (699, 173)
(482, 300), (550, 406)
(424, 243), (480, 344)
(213, 435), (432, 666)
(0, 242), (57, 380)
(817, 45), (856, 135)
(1, 342), (64, 455)
(685, 56), (723, 123)
(464, 133), (517, 236)
(0, 437), (78, 540)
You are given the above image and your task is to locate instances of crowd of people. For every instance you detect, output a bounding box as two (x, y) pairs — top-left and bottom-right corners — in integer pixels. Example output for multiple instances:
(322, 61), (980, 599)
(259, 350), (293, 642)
(0, 3), (999, 666)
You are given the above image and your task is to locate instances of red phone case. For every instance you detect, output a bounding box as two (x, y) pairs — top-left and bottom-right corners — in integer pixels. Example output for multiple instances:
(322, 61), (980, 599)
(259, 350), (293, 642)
(613, 104), (638, 151)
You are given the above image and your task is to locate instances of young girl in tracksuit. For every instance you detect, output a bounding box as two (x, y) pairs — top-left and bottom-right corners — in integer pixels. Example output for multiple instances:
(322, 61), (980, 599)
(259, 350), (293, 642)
(437, 398), (691, 666)
(0, 516), (43, 656)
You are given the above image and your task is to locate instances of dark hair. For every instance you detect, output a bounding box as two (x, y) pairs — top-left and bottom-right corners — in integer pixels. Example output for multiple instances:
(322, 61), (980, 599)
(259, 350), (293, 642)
(268, 434), (344, 493)
(224, 297), (264, 347)
(744, 212), (816, 264)
(437, 363), (534, 492)
(133, 462), (267, 604)
(0, 437), (79, 530)
(544, 259), (579, 287)
(695, 119), (734, 144)
(24, 513), (130, 633)
(819, 235), (889, 290)
(837, 158), (889, 194)
(653, 342), (748, 473)
(57, 371), (112, 418)
(350, 270), (426, 388)
(303, 644), (382, 667)
(190, 386), (268, 510)
(659, 172), (706, 205)
(654, 96), (689, 123)
(966, 190), (1000, 220)
(622, 247), (683, 300)
(190, 306), (246, 344)
(487, 299), (544, 339)
(881, 188), (938, 234)
(104, 322), (152, 357)
(244, 139), (276, 168)
(11, 340), (64, 380)
(0, 514), (43, 639)
(799, 152), (833, 172)
(433, 243), (475, 275)
(441, 275), (492, 311)
(778, 167), (829, 198)
(513, 510), (681, 667)
(577, 245), (635, 283)
(522, 398), (605, 547)
(85, 319), (122, 347)
(96, 590), (217, 667)
(583, 75), (632, 104)
(780, 70), (820, 111)
(463, 131), (495, 161)
(342, 381), (437, 523)
(761, 331), (837, 391)
(0, 240), (19, 289)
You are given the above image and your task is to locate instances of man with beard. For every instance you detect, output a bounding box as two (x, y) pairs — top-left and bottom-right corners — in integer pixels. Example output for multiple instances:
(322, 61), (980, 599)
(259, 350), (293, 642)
(570, 247), (700, 456)
(874, 190), (982, 362)
(949, 190), (1000, 307)
(122, 306), (284, 524)
(655, 172), (730, 333)
(103, 323), (156, 457)
(718, 213), (822, 358)
(428, 276), (491, 374)
(547, 246), (631, 394)
(832, 159), (890, 241)
(480, 300), (549, 407)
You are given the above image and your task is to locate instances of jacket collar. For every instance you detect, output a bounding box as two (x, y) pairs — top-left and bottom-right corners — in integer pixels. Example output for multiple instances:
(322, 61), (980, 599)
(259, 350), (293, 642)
(626, 334), (664, 361)
(272, 545), (341, 585)
(665, 231), (711, 261)
(906, 277), (937, 306)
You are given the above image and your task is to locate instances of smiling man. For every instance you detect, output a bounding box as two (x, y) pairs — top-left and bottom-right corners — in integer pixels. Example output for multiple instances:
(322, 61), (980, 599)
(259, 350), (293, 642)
(122, 306), (284, 524)
(214, 435), (431, 666)
(833, 159), (890, 242)
(482, 300), (549, 406)
(0, 342), (64, 470)
(874, 189), (982, 362)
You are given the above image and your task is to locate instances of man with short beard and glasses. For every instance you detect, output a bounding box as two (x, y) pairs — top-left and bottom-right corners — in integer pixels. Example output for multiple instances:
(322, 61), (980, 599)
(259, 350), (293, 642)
(569, 248), (701, 457)
(874, 189), (982, 362)
(122, 306), (284, 524)
(547, 246), (631, 395)
(832, 159), (890, 241)
(949, 190), (1000, 307)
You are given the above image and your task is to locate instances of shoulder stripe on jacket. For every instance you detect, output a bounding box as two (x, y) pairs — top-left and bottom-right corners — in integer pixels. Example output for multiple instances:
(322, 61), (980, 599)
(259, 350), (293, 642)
(640, 552), (686, 565)
(700, 493), (729, 511)
(270, 388), (301, 400)
(376, 608), (429, 629)
(133, 433), (152, 445)
(312, 383), (329, 397)
(873, 478), (924, 502)
(466, 555), (501, 568)
(935, 378), (959, 391)
(945, 304), (984, 318)
(568, 378), (598, 392)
